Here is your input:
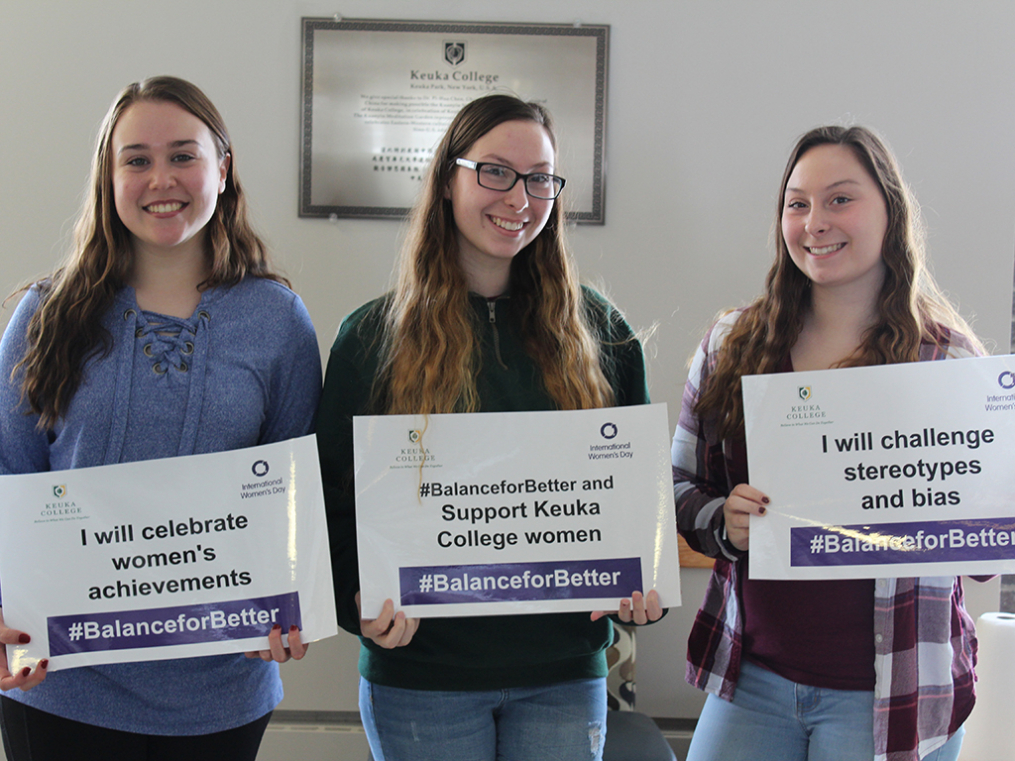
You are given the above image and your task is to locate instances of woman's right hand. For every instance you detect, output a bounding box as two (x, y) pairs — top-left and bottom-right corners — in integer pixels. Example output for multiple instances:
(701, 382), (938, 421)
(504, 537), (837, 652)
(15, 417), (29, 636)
(0, 607), (47, 692)
(723, 484), (770, 551)
(356, 593), (419, 649)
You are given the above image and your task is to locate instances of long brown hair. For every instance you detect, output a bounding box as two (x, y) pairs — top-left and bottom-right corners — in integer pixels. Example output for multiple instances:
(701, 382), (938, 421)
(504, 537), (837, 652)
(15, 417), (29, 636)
(12, 75), (287, 429)
(697, 125), (981, 439)
(376, 93), (614, 414)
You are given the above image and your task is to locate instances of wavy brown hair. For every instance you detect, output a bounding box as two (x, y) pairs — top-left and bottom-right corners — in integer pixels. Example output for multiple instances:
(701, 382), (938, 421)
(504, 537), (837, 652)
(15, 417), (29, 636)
(376, 94), (614, 414)
(11, 76), (287, 429)
(697, 125), (981, 439)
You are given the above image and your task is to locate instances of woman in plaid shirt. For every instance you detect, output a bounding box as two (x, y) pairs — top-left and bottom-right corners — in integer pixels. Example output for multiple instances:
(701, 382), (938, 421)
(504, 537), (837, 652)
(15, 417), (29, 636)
(672, 126), (982, 761)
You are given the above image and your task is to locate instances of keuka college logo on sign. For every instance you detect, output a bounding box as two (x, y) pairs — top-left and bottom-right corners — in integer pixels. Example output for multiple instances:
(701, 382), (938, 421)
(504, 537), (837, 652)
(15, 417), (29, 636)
(779, 385), (832, 427)
(394, 429), (438, 469)
(41, 484), (83, 521)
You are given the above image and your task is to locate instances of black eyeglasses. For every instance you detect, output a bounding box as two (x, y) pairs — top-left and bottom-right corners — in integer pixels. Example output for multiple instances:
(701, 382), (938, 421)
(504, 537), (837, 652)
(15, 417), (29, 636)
(454, 158), (566, 200)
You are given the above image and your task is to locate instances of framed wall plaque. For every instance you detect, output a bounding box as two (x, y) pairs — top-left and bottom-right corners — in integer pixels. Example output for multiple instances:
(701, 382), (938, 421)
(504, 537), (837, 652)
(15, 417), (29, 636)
(300, 18), (609, 223)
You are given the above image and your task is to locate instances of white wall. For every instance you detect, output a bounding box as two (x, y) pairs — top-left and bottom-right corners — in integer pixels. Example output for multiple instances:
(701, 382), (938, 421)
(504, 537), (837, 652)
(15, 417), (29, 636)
(2, 0), (1012, 723)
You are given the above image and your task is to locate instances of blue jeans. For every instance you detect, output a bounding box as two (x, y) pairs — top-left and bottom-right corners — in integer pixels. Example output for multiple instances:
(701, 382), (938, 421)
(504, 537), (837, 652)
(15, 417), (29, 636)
(686, 661), (964, 761)
(359, 677), (607, 761)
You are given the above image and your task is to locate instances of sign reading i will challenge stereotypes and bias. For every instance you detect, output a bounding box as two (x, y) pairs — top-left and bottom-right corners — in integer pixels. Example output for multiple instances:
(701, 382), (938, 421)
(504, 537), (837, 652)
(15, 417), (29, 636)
(353, 404), (681, 618)
(0, 436), (337, 673)
(742, 355), (1015, 580)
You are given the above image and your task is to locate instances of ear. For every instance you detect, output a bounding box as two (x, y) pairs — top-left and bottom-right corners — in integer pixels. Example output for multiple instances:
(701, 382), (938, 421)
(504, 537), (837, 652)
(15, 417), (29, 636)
(219, 152), (232, 194)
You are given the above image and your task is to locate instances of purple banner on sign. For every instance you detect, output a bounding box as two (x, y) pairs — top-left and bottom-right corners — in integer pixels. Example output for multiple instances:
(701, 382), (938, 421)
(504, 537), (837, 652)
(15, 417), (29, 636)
(48, 592), (302, 656)
(400, 557), (642, 606)
(791, 517), (1015, 567)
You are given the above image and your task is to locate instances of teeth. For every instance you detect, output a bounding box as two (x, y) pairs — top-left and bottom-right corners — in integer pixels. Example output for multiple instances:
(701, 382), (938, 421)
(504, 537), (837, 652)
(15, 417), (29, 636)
(491, 217), (524, 231)
(809, 243), (844, 255)
(146, 202), (183, 213)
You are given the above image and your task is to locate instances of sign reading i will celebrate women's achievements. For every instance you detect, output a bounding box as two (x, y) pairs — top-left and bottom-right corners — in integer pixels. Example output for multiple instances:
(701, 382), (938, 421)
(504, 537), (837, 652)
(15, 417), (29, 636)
(0, 436), (337, 673)
(354, 405), (681, 618)
(743, 355), (1015, 580)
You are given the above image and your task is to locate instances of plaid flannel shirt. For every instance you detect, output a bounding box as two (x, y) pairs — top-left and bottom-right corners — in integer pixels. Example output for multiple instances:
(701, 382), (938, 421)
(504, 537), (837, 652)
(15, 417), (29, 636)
(672, 310), (979, 761)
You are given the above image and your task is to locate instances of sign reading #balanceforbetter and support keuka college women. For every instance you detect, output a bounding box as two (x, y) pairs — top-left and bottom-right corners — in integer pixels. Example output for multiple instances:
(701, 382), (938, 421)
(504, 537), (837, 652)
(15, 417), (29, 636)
(354, 405), (681, 618)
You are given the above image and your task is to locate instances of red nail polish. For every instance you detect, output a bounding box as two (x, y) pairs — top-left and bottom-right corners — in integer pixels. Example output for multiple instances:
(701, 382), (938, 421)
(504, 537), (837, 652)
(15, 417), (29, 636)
(759, 507), (767, 515)
(272, 624), (281, 632)
(39, 660), (48, 670)
(762, 496), (770, 504)
(20, 667), (30, 678)
(17, 633), (30, 644)
(289, 625), (298, 632)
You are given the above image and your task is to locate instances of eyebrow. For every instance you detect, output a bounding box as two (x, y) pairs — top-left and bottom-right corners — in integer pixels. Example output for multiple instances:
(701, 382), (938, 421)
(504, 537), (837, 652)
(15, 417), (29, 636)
(117, 139), (200, 155)
(786, 178), (862, 193)
(480, 154), (554, 171)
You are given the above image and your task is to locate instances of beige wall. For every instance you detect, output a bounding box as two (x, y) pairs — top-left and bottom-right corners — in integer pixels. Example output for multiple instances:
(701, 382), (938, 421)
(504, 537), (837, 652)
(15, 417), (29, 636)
(1, 0), (1012, 725)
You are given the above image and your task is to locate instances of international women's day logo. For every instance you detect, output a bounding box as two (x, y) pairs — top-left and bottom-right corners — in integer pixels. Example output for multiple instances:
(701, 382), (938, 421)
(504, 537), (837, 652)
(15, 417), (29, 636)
(998, 371), (1015, 390)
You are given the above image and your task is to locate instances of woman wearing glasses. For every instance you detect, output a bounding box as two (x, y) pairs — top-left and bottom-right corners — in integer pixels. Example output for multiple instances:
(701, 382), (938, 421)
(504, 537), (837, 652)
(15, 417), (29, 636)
(316, 94), (662, 761)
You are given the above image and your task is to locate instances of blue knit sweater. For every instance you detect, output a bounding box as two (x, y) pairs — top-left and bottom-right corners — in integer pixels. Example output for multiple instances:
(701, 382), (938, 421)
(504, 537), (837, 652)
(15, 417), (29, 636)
(0, 277), (321, 735)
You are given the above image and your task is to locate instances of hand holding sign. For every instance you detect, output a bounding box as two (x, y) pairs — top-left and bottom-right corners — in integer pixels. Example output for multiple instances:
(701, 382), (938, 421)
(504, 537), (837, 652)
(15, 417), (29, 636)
(0, 608), (47, 691)
(723, 484), (770, 552)
(356, 593), (419, 649)
(588, 589), (664, 623)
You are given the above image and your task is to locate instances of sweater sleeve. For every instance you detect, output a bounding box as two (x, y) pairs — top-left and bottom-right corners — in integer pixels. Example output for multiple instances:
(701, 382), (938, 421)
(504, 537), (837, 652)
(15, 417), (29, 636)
(258, 292), (322, 445)
(0, 289), (50, 476)
(671, 316), (745, 561)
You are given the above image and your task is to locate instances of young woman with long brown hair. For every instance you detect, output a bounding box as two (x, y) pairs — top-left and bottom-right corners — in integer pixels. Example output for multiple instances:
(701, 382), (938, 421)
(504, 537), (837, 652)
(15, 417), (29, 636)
(0, 76), (320, 760)
(316, 94), (662, 761)
(672, 125), (982, 761)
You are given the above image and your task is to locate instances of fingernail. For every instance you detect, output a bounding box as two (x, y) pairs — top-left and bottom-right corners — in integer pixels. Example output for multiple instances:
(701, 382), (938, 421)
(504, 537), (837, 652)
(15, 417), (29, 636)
(272, 624), (281, 632)
(20, 667), (30, 677)
(18, 634), (30, 644)
(762, 496), (770, 504)
(759, 506), (767, 515)
(39, 660), (48, 670)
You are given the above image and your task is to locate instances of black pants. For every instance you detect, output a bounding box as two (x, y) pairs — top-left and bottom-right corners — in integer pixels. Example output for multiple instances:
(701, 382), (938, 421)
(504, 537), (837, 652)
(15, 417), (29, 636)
(0, 696), (271, 761)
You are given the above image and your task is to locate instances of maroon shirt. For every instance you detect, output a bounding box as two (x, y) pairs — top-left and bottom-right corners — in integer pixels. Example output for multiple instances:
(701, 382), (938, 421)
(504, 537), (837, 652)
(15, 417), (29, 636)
(730, 362), (876, 691)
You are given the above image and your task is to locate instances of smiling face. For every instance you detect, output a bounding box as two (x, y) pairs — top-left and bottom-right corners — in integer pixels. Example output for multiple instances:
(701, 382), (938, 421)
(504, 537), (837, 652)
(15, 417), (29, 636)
(111, 100), (229, 261)
(447, 119), (556, 292)
(781, 143), (889, 296)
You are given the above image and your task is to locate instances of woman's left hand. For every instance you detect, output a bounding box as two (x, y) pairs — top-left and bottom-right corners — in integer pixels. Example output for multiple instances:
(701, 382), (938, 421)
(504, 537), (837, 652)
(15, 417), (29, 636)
(589, 590), (663, 624)
(245, 624), (308, 663)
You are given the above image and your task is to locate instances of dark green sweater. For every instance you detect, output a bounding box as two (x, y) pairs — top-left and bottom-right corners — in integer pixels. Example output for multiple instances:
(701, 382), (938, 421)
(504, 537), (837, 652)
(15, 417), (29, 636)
(316, 288), (650, 690)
